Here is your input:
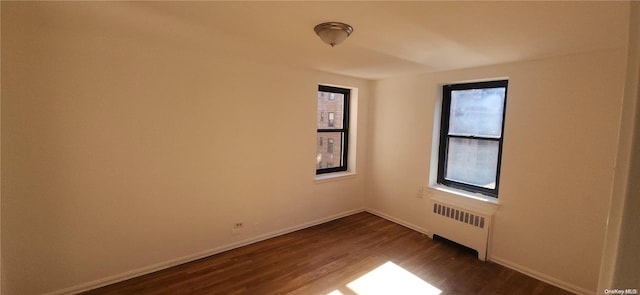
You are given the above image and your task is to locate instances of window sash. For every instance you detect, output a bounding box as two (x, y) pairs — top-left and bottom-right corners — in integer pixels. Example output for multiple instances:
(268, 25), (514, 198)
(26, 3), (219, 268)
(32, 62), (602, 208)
(317, 85), (350, 174)
(437, 80), (507, 197)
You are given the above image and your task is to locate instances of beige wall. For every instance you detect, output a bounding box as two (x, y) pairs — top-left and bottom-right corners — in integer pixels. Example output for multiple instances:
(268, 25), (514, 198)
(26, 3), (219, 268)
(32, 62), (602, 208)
(612, 1), (640, 288)
(367, 48), (627, 293)
(1, 3), (371, 294)
(598, 1), (640, 292)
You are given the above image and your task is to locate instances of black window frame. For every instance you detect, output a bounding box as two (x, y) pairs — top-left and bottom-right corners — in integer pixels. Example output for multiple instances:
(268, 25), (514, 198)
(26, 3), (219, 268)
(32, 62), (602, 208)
(437, 80), (508, 197)
(317, 85), (350, 174)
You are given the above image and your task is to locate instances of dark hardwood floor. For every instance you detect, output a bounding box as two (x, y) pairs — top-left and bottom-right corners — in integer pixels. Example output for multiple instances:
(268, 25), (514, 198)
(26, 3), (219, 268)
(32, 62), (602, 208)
(82, 212), (573, 295)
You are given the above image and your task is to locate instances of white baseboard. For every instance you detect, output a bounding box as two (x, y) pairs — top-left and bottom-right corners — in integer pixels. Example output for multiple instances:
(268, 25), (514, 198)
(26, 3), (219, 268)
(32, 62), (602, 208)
(365, 208), (591, 295)
(489, 256), (593, 295)
(364, 208), (431, 237)
(48, 207), (592, 295)
(47, 208), (365, 295)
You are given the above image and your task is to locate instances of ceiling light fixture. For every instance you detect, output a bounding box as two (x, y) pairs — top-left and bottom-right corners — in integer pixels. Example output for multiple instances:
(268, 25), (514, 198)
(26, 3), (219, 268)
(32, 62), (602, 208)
(314, 22), (353, 47)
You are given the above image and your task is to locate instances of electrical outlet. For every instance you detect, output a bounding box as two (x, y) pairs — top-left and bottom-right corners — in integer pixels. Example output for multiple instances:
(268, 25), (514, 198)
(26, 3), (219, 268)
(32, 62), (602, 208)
(231, 222), (244, 235)
(417, 186), (424, 199)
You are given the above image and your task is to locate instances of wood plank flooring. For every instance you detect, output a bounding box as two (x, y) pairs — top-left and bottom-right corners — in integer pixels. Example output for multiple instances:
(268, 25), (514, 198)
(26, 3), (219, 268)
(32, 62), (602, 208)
(82, 212), (574, 295)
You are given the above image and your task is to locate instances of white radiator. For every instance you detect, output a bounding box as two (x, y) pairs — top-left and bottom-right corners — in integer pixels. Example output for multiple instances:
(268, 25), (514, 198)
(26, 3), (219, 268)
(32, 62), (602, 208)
(431, 200), (492, 261)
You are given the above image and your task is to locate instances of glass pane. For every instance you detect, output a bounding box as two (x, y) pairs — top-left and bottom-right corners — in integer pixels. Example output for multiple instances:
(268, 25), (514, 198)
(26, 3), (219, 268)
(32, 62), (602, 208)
(318, 91), (344, 129)
(446, 138), (499, 189)
(449, 87), (505, 138)
(316, 132), (343, 169)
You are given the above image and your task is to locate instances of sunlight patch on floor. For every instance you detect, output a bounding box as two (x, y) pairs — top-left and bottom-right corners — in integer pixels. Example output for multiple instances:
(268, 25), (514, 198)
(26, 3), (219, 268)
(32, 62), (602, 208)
(327, 261), (442, 295)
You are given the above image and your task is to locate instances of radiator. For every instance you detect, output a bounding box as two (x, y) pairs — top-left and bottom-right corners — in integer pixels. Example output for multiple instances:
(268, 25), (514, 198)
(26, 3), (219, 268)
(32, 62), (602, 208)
(431, 201), (492, 261)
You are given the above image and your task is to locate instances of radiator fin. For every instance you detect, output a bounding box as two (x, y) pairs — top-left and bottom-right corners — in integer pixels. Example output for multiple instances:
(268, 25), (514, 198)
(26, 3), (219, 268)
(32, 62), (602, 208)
(433, 203), (485, 229)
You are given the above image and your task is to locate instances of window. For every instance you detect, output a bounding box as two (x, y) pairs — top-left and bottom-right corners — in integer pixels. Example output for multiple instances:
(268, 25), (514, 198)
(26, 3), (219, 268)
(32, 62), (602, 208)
(317, 85), (350, 174)
(437, 80), (508, 197)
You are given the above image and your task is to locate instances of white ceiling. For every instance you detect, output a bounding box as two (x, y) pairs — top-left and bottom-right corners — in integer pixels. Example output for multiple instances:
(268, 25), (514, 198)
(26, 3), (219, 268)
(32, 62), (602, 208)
(86, 1), (629, 80)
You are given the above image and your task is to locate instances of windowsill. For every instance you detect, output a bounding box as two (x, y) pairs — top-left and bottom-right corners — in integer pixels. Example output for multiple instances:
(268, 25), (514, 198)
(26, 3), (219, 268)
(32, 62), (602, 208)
(427, 184), (499, 215)
(315, 171), (357, 183)
(431, 185), (499, 204)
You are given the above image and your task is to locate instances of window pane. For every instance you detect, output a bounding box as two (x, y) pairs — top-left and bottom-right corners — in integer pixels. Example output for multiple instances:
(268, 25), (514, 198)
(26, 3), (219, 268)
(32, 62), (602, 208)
(316, 132), (343, 169)
(446, 138), (498, 189)
(318, 91), (344, 129)
(449, 87), (505, 138)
